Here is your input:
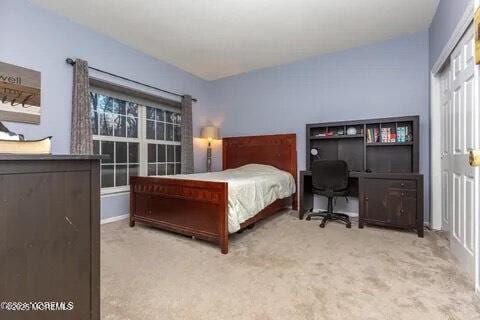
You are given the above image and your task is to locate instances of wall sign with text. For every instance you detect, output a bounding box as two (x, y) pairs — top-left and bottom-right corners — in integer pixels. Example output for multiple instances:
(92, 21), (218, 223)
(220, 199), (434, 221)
(0, 61), (41, 124)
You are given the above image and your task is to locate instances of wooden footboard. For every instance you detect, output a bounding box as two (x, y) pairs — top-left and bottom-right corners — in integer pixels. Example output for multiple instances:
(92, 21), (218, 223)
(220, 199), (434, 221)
(129, 176), (229, 253)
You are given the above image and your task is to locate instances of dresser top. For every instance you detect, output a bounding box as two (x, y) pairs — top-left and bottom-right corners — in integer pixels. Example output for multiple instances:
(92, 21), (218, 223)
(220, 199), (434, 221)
(0, 154), (105, 161)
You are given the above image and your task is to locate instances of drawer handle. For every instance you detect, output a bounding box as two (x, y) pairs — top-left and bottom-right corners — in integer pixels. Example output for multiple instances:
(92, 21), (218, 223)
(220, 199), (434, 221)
(400, 209), (404, 214)
(401, 192), (405, 196)
(401, 183), (405, 187)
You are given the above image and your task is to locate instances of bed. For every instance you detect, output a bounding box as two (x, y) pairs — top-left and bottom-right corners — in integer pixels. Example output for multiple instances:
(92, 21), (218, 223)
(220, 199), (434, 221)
(129, 134), (297, 254)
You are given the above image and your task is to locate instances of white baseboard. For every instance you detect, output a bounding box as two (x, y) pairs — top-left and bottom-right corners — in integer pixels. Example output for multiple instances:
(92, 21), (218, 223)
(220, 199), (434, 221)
(101, 214), (129, 224)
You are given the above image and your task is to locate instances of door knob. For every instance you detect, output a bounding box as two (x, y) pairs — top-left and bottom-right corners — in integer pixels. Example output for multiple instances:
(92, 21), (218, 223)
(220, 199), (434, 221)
(469, 150), (480, 167)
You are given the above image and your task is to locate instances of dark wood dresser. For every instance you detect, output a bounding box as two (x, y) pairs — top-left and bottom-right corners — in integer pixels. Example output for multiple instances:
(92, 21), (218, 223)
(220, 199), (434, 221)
(0, 155), (101, 320)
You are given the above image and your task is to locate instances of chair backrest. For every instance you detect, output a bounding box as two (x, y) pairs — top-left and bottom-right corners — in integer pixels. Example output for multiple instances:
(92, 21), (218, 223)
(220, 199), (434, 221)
(311, 160), (349, 191)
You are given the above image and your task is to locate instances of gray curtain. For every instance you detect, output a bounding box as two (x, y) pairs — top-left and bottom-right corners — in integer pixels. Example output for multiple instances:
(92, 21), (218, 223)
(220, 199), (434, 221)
(181, 95), (194, 173)
(70, 59), (93, 155)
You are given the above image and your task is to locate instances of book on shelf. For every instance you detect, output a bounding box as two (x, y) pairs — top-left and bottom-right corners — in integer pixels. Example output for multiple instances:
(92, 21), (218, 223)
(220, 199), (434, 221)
(367, 127), (380, 143)
(381, 128), (388, 143)
(396, 127), (402, 142)
(379, 127), (397, 143)
(367, 126), (413, 144)
(395, 126), (412, 143)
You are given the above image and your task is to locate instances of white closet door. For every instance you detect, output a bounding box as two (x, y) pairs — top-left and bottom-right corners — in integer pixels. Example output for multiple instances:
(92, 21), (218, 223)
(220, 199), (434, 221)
(440, 63), (452, 233)
(448, 24), (478, 277)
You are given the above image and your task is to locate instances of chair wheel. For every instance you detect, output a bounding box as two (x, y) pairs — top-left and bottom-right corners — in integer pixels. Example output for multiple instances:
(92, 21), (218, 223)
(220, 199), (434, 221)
(306, 216), (311, 221)
(346, 223), (352, 228)
(319, 222), (325, 228)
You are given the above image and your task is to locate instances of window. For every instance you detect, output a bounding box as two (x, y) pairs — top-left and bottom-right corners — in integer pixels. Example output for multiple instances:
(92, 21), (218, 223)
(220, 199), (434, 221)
(145, 106), (182, 176)
(90, 88), (181, 193)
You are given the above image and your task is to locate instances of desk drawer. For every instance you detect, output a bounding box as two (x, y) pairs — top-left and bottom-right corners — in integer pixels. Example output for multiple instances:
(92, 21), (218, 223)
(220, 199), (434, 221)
(385, 179), (416, 190)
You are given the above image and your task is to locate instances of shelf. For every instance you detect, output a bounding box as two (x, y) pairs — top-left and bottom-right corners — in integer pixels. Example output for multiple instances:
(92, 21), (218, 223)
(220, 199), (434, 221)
(310, 134), (364, 140)
(366, 142), (413, 146)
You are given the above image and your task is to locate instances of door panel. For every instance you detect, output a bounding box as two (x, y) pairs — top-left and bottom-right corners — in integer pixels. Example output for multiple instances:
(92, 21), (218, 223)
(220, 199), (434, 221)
(446, 24), (477, 277)
(465, 176), (475, 254)
(442, 98), (450, 154)
(388, 189), (415, 227)
(363, 179), (416, 227)
(442, 170), (449, 228)
(466, 75), (475, 150)
(441, 63), (452, 232)
(453, 87), (462, 154)
(363, 180), (387, 222)
(453, 48), (462, 80)
(385, 189), (402, 224)
(452, 173), (463, 241)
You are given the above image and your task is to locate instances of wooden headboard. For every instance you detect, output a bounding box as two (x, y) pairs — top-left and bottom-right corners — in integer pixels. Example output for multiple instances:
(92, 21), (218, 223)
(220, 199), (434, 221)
(222, 134), (297, 184)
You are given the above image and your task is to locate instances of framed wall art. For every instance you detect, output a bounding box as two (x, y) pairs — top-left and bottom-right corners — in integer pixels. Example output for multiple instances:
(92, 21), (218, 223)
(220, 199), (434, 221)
(0, 61), (41, 124)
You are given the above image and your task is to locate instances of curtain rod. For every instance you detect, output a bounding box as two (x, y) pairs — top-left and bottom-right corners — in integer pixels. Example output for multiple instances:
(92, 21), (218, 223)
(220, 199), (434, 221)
(65, 58), (197, 102)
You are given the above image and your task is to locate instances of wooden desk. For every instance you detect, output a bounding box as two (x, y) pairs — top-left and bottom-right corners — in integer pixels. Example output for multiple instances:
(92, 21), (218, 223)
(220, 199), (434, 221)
(299, 170), (423, 237)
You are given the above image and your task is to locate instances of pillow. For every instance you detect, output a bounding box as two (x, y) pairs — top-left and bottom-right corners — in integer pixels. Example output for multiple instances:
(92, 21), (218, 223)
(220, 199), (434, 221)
(0, 137), (52, 154)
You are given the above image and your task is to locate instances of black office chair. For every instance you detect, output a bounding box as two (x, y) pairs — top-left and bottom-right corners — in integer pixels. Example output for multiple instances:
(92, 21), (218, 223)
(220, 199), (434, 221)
(305, 160), (351, 228)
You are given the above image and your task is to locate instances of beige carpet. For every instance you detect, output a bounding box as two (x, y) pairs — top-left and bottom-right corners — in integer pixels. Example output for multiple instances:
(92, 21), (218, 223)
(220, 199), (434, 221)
(101, 211), (480, 320)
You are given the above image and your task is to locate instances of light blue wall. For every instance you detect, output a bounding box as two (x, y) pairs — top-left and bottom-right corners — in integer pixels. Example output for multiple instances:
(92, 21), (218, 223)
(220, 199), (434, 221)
(429, 0), (471, 68)
(1, 0), (215, 220)
(208, 31), (431, 221)
(2, 0), (433, 222)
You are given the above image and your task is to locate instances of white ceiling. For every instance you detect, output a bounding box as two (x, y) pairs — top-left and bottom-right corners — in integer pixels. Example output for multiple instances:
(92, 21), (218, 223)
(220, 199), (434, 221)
(33, 0), (439, 80)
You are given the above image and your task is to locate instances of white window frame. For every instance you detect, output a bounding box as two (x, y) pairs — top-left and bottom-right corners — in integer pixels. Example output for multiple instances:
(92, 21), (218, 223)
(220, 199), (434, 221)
(90, 87), (181, 195)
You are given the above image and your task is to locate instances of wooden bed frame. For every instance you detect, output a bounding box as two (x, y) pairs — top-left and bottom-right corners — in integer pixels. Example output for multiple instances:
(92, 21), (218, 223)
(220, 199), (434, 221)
(129, 133), (297, 254)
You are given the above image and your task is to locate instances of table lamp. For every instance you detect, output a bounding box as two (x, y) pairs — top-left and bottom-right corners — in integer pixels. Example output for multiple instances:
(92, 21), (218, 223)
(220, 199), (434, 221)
(200, 126), (220, 172)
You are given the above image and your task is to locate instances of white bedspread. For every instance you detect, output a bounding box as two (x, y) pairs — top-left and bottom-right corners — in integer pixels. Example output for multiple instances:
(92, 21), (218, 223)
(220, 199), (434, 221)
(161, 164), (296, 233)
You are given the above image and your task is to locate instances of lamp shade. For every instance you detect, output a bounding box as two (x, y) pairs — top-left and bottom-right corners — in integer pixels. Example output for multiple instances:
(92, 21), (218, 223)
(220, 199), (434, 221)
(200, 126), (220, 140)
